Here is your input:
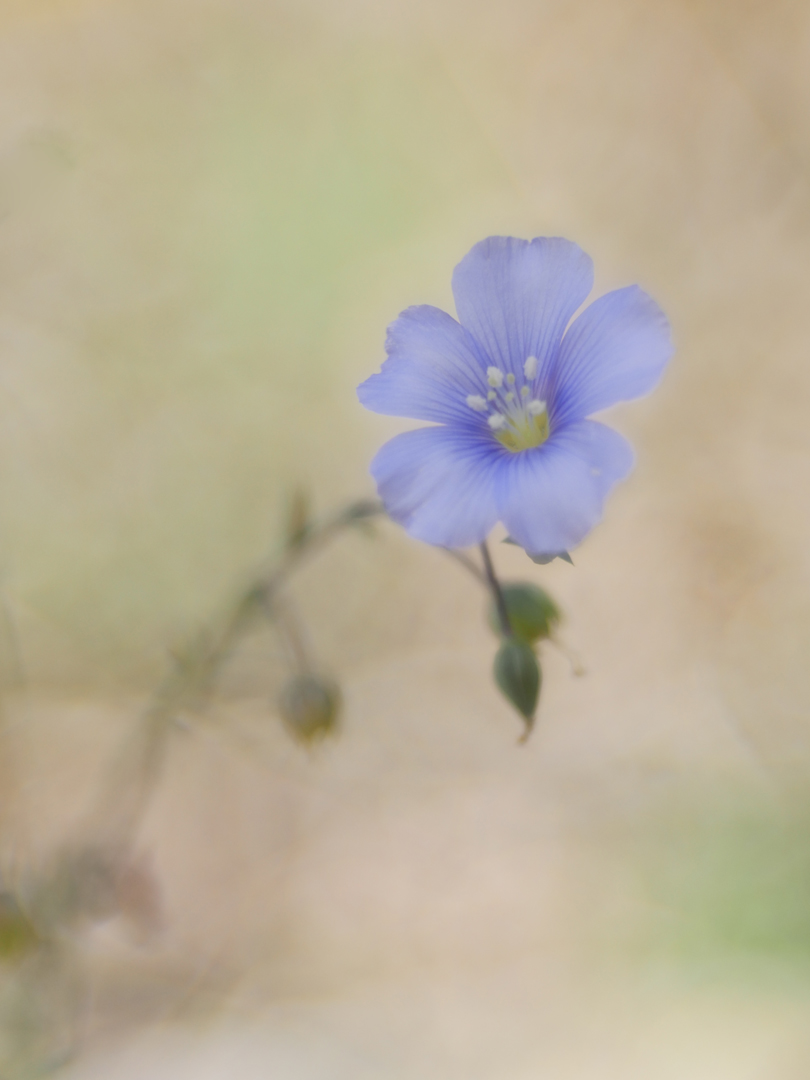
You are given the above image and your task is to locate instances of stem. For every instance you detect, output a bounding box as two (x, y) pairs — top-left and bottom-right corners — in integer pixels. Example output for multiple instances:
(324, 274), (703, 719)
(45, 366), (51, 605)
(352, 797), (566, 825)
(257, 506), (369, 598)
(263, 590), (313, 675)
(85, 498), (385, 846)
(479, 539), (512, 638)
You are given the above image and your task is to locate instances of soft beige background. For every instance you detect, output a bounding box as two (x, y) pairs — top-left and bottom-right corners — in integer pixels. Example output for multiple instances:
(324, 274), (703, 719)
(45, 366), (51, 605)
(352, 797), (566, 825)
(1, 0), (810, 1076)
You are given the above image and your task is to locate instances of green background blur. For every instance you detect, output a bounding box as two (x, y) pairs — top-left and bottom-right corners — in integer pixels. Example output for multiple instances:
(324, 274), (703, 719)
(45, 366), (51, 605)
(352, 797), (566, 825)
(2, 0), (810, 1076)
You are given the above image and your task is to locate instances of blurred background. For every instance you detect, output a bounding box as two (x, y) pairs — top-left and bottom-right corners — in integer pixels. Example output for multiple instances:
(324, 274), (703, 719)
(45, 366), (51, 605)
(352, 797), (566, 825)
(1, 0), (810, 1075)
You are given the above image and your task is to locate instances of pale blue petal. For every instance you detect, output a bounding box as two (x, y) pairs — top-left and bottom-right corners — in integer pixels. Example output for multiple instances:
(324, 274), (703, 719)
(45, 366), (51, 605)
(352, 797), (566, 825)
(451, 236), (593, 380)
(498, 421), (634, 554)
(357, 305), (491, 427)
(550, 285), (673, 426)
(370, 426), (502, 548)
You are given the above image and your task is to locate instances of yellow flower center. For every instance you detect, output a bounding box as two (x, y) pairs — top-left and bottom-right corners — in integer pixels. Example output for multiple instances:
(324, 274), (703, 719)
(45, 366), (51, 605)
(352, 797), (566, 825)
(493, 406), (549, 452)
(465, 356), (550, 453)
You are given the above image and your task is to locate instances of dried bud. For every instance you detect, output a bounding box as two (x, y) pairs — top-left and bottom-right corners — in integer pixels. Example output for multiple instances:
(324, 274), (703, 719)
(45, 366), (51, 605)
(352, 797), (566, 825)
(487, 582), (560, 643)
(278, 674), (341, 743)
(493, 639), (541, 737)
(0, 892), (39, 961)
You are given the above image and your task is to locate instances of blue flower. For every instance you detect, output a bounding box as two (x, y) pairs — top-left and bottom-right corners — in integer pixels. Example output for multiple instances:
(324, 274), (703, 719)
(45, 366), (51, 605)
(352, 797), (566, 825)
(357, 237), (673, 555)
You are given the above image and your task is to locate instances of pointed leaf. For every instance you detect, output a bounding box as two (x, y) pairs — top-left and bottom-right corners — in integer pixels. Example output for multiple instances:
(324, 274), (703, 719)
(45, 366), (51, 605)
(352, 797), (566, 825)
(493, 639), (540, 733)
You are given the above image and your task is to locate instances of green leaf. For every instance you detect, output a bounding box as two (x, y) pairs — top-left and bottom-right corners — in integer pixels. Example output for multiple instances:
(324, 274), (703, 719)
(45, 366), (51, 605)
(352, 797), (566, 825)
(493, 639), (540, 734)
(487, 582), (561, 643)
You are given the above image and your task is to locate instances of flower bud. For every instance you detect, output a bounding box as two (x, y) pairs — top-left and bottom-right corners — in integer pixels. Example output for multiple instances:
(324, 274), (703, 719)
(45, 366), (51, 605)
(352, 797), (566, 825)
(278, 674), (341, 743)
(0, 892), (39, 961)
(493, 639), (540, 735)
(487, 582), (560, 643)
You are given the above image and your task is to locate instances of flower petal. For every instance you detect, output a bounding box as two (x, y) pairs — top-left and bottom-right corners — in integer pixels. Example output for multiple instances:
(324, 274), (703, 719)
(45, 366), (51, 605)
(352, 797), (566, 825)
(357, 305), (491, 427)
(370, 425), (502, 548)
(498, 420), (634, 554)
(451, 236), (593, 380)
(550, 285), (673, 426)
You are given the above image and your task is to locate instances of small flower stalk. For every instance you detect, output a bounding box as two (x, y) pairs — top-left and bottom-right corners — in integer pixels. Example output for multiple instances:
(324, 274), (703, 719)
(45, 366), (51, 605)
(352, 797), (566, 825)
(359, 235), (672, 730)
(486, 576), (562, 739)
(480, 543), (558, 738)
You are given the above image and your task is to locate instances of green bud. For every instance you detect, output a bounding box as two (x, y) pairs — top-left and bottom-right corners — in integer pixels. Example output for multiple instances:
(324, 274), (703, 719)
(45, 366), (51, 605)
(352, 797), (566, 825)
(493, 639), (540, 735)
(487, 582), (560, 643)
(278, 674), (341, 743)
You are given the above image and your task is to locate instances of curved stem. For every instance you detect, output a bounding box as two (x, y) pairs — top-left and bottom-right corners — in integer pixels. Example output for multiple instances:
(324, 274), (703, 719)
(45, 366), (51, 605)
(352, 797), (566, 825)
(86, 498), (386, 845)
(479, 540), (512, 638)
(264, 590), (313, 675)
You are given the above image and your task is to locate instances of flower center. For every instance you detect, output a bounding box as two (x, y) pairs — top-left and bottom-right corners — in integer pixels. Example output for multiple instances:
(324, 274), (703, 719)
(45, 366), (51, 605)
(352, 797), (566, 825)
(465, 356), (549, 453)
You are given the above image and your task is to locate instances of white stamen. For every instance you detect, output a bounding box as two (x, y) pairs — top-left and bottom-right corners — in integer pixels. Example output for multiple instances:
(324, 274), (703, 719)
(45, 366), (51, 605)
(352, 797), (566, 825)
(487, 367), (504, 388)
(504, 391), (515, 403)
(527, 399), (547, 416)
(466, 394), (488, 412)
(506, 373), (516, 385)
(488, 413), (507, 430)
(520, 386), (530, 398)
(487, 390), (497, 401)
(524, 355), (538, 379)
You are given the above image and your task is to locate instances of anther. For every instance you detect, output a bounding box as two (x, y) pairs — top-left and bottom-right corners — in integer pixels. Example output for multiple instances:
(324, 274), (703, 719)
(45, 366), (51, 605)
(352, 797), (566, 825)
(505, 391), (515, 402)
(524, 356), (538, 379)
(466, 395), (488, 412)
(527, 399), (547, 416)
(487, 367), (504, 388)
(506, 373), (516, 385)
(520, 386), (530, 398)
(487, 391), (497, 401)
(488, 413), (507, 430)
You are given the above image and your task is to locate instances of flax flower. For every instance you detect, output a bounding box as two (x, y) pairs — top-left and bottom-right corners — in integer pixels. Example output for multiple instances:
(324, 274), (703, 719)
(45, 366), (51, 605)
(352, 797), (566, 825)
(358, 237), (673, 555)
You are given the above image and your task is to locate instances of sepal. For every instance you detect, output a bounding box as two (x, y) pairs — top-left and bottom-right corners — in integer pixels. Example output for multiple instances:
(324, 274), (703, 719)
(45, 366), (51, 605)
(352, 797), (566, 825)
(502, 537), (573, 565)
(487, 582), (560, 644)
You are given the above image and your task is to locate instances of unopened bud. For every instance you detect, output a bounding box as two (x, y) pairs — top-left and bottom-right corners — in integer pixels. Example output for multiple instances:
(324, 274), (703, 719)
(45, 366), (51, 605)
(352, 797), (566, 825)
(487, 582), (560, 643)
(278, 674), (341, 743)
(493, 639), (540, 737)
(0, 892), (39, 961)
